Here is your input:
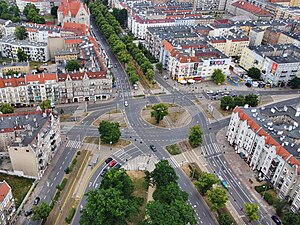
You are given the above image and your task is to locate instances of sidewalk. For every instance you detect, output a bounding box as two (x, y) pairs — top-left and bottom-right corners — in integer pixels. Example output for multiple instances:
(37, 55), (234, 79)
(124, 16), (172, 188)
(216, 127), (276, 215)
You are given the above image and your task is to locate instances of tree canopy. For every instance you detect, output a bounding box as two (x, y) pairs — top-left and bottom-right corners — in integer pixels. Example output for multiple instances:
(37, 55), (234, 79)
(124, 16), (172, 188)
(245, 93), (259, 107)
(98, 120), (121, 144)
(0, 1), (20, 22)
(153, 182), (188, 204)
(195, 172), (219, 195)
(17, 48), (28, 62)
(65, 60), (80, 72)
(221, 94), (259, 110)
(207, 186), (228, 210)
(151, 103), (169, 124)
(247, 67), (261, 80)
(220, 95), (234, 110)
(111, 8), (127, 27)
(24, 3), (45, 24)
(290, 77), (300, 89)
(0, 103), (14, 114)
(31, 202), (51, 221)
(156, 62), (163, 74)
(188, 125), (203, 148)
(15, 26), (28, 40)
(218, 214), (234, 225)
(244, 202), (259, 222)
(283, 211), (300, 225)
(212, 69), (225, 84)
(40, 99), (51, 110)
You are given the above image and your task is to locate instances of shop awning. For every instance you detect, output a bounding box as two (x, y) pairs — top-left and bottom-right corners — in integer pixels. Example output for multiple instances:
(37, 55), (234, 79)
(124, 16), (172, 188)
(179, 80), (187, 84)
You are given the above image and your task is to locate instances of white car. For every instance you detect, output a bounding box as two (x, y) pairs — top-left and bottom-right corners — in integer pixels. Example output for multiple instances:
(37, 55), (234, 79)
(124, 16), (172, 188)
(124, 101), (129, 107)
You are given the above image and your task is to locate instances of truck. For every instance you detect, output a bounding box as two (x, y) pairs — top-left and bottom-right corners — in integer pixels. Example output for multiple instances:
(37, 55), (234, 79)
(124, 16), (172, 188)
(218, 175), (229, 189)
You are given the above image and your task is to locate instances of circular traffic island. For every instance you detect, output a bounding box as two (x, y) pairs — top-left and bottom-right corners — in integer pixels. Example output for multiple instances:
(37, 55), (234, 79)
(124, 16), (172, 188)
(141, 103), (192, 128)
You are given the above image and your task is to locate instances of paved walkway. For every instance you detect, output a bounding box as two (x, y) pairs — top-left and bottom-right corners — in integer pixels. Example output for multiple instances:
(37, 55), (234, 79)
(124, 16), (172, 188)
(123, 154), (158, 172)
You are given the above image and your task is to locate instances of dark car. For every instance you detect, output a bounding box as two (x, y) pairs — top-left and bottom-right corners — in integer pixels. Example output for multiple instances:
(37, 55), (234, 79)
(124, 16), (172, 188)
(100, 167), (109, 176)
(25, 209), (33, 217)
(271, 215), (281, 225)
(114, 163), (122, 169)
(150, 144), (157, 152)
(33, 197), (40, 205)
(105, 157), (113, 164)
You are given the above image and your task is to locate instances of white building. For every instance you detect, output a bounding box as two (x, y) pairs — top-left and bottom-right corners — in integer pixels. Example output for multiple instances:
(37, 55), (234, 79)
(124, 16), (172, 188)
(0, 181), (15, 225)
(16, 0), (61, 14)
(227, 106), (300, 211)
(0, 76), (27, 105)
(0, 37), (50, 62)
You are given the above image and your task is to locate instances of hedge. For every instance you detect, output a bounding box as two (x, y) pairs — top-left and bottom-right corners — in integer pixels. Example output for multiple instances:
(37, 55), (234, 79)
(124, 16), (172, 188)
(65, 208), (76, 224)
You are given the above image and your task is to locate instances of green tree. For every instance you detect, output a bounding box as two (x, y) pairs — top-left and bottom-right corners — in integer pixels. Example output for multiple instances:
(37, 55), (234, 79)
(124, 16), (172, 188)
(0, 103), (14, 114)
(0, 1), (20, 22)
(100, 168), (134, 198)
(31, 202), (51, 221)
(188, 125), (203, 148)
(290, 77), (300, 89)
(80, 188), (136, 225)
(151, 103), (168, 124)
(283, 212), (300, 225)
(195, 172), (219, 195)
(207, 186), (228, 210)
(244, 202), (259, 222)
(212, 69), (225, 84)
(23, 3), (38, 17)
(247, 67), (261, 80)
(273, 199), (286, 216)
(17, 48), (28, 62)
(15, 26), (28, 40)
(153, 182), (188, 204)
(148, 160), (178, 188)
(66, 60), (80, 71)
(218, 214), (234, 225)
(145, 69), (155, 81)
(51, 6), (58, 18)
(111, 8), (127, 27)
(233, 95), (245, 107)
(156, 62), (163, 74)
(5, 70), (15, 76)
(129, 73), (139, 84)
(144, 200), (196, 225)
(40, 99), (51, 110)
(98, 120), (121, 144)
(245, 94), (259, 107)
(220, 95), (234, 110)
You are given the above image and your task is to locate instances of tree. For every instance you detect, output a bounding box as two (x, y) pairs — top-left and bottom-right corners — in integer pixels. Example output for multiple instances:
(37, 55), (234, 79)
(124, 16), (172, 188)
(148, 160), (178, 188)
(0, 103), (14, 114)
(144, 200), (196, 225)
(188, 125), (203, 148)
(111, 8), (127, 27)
(153, 182), (188, 204)
(283, 212), (300, 225)
(195, 172), (219, 195)
(31, 202), (51, 221)
(245, 94), (259, 107)
(0, 1), (20, 22)
(151, 103), (168, 124)
(5, 70), (15, 76)
(212, 69), (225, 84)
(207, 186), (228, 210)
(17, 48), (28, 62)
(23, 3), (44, 23)
(218, 214), (234, 225)
(98, 120), (121, 144)
(65, 60), (80, 71)
(15, 26), (28, 40)
(233, 95), (245, 107)
(40, 99), (51, 110)
(273, 199), (286, 216)
(156, 62), (163, 74)
(290, 77), (300, 89)
(244, 202), (259, 222)
(51, 6), (58, 18)
(247, 67), (261, 80)
(80, 188), (136, 225)
(100, 168), (134, 198)
(220, 96), (234, 110)
(145, 69), (155, 81)
(129, 73), (139, 84)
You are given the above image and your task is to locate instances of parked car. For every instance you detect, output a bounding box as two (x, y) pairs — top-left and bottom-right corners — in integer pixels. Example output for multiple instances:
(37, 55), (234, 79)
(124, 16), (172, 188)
(150, 144), (157, 152)
(271, 215), (281, 225)
(105, 157), (113, 164)
(108, 160), (117, 167)
(33, 197), (40, 205)
(25, 209), (33, 217)
(100, 167), (109, 176)
(124, 101), (129, 107)
(114, 163), (122, 169)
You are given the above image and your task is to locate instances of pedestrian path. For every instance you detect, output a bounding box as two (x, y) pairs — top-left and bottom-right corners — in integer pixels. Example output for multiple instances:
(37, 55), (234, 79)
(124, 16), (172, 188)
(166, 156), (180, 168)
(123, 154), (158, 172)
(113, 148), (132, 162)
(66, 140), (82, 149)
(201, 143), (222, 157)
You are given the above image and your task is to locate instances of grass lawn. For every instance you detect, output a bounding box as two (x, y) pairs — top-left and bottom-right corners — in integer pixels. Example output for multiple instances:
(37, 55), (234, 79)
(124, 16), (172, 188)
(0, 174), (34, 208)
(166, 144), (181, 155)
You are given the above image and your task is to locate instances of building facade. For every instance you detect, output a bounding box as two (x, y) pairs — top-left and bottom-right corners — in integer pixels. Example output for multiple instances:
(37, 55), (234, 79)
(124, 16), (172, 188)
(0, 181), (15, 225)
(16, 0), (61, 13)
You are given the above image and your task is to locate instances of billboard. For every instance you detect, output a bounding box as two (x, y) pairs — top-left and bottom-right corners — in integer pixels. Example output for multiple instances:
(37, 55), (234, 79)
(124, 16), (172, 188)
(271, 62), (278, 74)
(210, 60), (225, 66)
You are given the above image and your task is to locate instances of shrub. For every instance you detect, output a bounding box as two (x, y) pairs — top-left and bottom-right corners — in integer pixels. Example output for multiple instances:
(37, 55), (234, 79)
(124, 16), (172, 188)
(77, 151), (81, 156)
(53, 191), (60, 203)
(57, 178), (68, 191)
(254, 184), (269, 193)
(65, 167), (71, 174)
(264, 192), (274, 205)
(65, 208), (76, 224)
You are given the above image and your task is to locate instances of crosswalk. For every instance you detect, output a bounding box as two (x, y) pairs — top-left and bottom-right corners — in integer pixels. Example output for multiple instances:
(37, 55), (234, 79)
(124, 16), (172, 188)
(66, 140), (82, 149)
(113, 148), (132, 162)
(201, 143), (222, 157)
(167, 156), (180, 168)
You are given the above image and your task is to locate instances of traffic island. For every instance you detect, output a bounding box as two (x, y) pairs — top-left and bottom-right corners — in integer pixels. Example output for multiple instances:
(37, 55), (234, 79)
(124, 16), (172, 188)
(92, 109), (127, 128)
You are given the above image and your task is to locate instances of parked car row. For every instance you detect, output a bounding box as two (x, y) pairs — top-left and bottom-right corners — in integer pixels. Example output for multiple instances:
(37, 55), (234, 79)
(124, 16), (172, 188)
(25, 196), (40, 217)
(206, 90), (235, 100)
(101, 157), (122, 176)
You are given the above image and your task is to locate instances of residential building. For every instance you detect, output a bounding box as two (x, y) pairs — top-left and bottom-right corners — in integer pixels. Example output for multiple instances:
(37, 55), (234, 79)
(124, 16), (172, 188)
(5, 111), (61, 179)
(227, 106), (300, 211)
(0, 76), (27, 106)
(57, 0), (90, 27)
(16, 0), (61, 13)
(249, 27), (264, 46)
(0, 181), (15, 225)
(239, 44), (300, 86)
(193, 0), (227, 10)
(0, 62), (30, 76)
(0, 37), (50, 62)
(57, 71), (112, 103)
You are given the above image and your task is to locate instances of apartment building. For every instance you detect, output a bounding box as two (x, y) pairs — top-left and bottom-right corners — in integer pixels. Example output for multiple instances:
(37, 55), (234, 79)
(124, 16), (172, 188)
(0, 37), (50, 62)
(16, 0), (61, 13)
(227, 106), (300, 211)
(0, 62), (30, 76)
(57, 0), (90, 27)
(240, 44), (300, 86)
(58, 71), (112, 103)
(0, 76), (27, 106)
(4, 111), (61, 179)
(0, 181), (15, 225)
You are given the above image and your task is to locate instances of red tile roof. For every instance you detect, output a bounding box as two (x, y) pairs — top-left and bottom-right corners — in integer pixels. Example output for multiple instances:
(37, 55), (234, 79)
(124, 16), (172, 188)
(57, 71), (107, 81)
(0, 77), (26, 88)
(0, 181), (11, 202)
(63, 22), (87, 36)
(58, 0), (83, 17)
(232, 1), (272, 17)
(64, 38), (83, 44)
(162, 40), (174, 51)
(25, 73), (57, 84)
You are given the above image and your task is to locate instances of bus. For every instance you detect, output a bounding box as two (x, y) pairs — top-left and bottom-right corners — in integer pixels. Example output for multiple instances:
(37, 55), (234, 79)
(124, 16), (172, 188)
(218, 175), (229, 189)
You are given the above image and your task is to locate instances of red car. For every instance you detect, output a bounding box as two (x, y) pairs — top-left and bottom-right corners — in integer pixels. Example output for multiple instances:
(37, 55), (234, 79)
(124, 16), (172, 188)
(108, 160), (117, 167)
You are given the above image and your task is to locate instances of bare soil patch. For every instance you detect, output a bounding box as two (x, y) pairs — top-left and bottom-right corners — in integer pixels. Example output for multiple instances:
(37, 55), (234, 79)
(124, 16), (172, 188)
(93, 110), (127, 128)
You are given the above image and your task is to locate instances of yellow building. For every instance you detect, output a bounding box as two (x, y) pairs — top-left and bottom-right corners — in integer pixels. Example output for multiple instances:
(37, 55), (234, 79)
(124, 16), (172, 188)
(0, 61), (30, 76)
(239, 47), (264, 71)
(54, 49), (79, 62)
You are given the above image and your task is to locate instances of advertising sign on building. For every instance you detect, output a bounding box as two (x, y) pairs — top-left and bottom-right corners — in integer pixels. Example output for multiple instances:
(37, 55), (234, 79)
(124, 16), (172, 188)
(210, 60), (225, 66)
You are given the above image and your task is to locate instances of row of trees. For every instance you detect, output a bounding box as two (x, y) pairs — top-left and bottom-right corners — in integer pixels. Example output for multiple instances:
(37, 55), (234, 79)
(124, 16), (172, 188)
(111, 8), (127, 28)
(138, 43), (158, 64)
(0, 1), (20, 22)
(23, 3), (45, 24)
(220, 94), (259, 110)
